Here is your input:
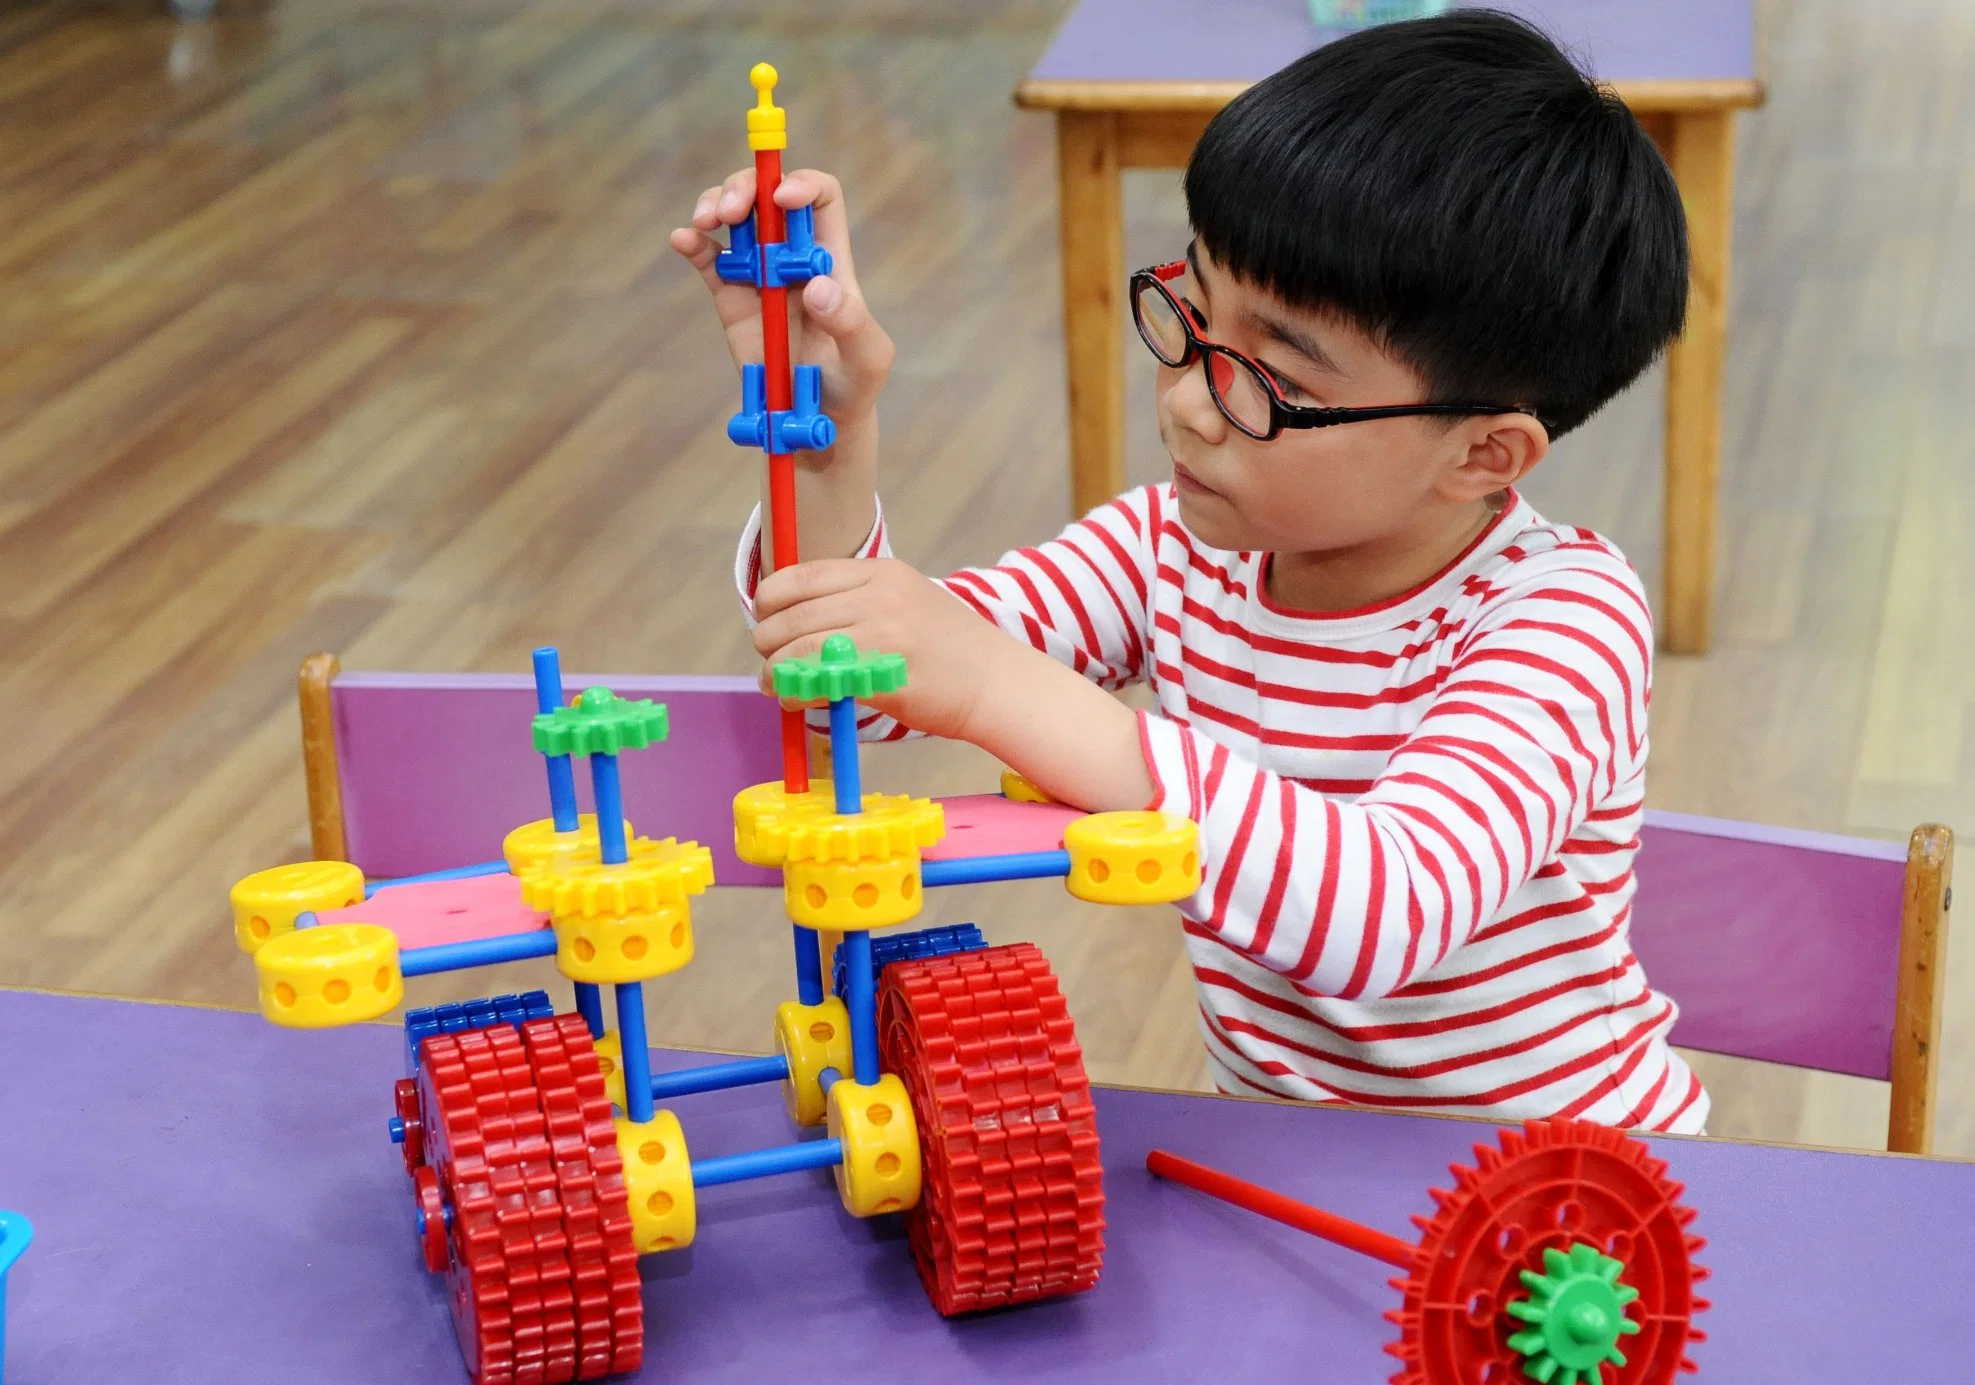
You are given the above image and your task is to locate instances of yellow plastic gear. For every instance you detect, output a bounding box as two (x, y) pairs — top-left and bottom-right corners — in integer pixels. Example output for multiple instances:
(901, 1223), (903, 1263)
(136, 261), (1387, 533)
(1063, 810), (1202, 905)
(255, 924), (403, 1029)
(773, 997), (852, 1127)
(230, 860), (365, 955)
(553, 901), (695, 984)
(520, 837), (714, 919)
(1000, 768), (1054, 803)
(784, 854), (924, 929)
(759, 795), (945, 866)
(615, 1110), (695, 1253)
(827, 1075), (922, 1217)
(734, 782), (833, 866)
(592, 1030), (627, 1110)
(501, 814), (629, 877)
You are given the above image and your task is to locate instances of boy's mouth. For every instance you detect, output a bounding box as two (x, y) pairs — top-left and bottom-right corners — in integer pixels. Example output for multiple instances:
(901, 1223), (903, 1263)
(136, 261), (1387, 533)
(1172, 462), (1220, 498)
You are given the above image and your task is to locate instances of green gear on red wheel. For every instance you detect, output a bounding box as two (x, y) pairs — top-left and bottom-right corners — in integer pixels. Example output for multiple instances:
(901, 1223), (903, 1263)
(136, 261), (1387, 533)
(1505, 1242), (1642, 1385)
(532, 686), (670, 757)
(772, 633), (907, 702)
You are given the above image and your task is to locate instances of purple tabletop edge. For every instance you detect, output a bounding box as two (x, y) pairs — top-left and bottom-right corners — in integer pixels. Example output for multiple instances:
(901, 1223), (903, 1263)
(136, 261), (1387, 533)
(3, 989), (1972, 1385)
(1027, 0), (1756, 86)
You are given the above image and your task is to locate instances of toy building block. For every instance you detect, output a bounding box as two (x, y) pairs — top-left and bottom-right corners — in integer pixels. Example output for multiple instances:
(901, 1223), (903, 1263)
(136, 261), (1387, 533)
(827, 1074), (922, 1217)
(0, 1211), (30, 1385)
(617, 1109), (696, 1253)
(1064, 809), (1202, 904)
(230, 859), (365, 954)
(255, 922), (403, 1028)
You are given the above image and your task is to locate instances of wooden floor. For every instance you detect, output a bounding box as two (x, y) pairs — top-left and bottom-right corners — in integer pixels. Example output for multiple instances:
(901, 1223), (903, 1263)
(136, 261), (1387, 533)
(1, 0), (1969, 1155)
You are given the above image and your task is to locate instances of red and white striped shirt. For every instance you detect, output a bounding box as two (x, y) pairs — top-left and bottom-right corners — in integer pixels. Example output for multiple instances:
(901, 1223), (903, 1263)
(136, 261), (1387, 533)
(738, 486), (1707, 1134)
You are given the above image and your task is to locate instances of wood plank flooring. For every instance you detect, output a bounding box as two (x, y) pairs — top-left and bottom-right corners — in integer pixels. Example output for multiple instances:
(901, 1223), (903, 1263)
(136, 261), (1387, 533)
(1, 0), (1969, 1155)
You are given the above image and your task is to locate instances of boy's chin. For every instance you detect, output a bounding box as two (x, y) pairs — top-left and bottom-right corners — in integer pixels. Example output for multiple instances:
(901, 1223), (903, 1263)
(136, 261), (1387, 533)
(1171, 487), (1254, 552)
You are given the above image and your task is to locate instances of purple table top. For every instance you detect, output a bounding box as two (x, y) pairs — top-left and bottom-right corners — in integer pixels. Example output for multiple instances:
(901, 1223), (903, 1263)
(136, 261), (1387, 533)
(4, 989), (1973, 1383)
(1027, 0), (1756, 86)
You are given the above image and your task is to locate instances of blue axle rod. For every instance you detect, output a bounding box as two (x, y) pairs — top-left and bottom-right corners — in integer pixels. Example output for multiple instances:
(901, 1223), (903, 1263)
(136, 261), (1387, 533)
(692, 1138), (844, 1189)
(531, 647), (581, 832)
(922, 849), (1071, 888)
(616, 983), (655, 1124)
(650, 1053), (790, 1101)
(367, 859), (510, 898)
(401, 929), (557, 977)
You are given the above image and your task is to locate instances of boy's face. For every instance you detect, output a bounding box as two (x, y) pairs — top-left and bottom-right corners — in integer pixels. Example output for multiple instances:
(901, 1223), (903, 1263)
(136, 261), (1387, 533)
(1154, 244), (1503, 558)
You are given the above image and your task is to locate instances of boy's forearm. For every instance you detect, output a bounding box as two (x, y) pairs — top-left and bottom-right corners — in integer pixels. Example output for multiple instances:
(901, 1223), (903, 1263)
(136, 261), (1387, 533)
(958, 640), (1155, 814)
(759, 416), (879, 572)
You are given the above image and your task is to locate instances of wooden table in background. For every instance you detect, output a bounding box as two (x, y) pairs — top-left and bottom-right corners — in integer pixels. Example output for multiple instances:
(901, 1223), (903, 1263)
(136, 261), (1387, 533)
(1016, 0), (1762, 654)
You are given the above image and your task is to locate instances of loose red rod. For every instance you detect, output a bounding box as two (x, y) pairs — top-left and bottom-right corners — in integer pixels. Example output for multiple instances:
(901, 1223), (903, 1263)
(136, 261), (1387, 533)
(752, 143), (809, 793)
(1145, 1149), (1416, 1271)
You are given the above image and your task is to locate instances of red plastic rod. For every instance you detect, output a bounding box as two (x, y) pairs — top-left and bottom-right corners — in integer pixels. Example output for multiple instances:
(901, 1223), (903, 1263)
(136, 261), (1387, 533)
(752, 142), (809, 794)
(1145, 1149), (1416, 1271)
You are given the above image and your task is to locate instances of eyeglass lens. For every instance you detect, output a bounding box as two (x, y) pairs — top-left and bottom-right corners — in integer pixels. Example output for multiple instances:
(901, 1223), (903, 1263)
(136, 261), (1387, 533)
(1134, 279), (1190, 365)
(1135, 273), (1278, 439)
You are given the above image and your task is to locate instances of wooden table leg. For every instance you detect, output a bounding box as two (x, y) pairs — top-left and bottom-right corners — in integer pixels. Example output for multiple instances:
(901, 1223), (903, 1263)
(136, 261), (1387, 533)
(1660, 108), (1738, 654)
(1055, 111), (1125, 518)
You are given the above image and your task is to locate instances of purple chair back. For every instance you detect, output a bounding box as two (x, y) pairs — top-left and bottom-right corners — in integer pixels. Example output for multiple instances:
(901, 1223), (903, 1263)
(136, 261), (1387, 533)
(333, 673), (783, 886)
(1631, 810), (1909, 1080)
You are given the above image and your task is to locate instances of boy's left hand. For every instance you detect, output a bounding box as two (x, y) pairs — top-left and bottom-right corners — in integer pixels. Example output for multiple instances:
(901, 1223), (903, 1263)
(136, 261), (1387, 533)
(751, 559), (1006, 741)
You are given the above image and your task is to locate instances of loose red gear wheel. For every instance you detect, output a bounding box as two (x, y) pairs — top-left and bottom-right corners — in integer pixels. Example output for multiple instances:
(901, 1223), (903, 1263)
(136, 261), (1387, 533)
(878, 941), (1106, 1316)
(414, 1020), (644, 1385)
(1383, 1119), (1709, 1385)
(396, 1077), (426, 1173)
(415, 1165), (449, 1272)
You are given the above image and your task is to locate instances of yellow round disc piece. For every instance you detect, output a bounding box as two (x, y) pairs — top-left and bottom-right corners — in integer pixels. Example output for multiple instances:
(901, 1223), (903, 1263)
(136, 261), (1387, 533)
(1000, 769), (1054, 804)
(784, 854), (924, 930)
(755, 794), (945, 866)
(1063, 810), (1202, 905)
(554, 901), (695, 984)
(521, 838), (714, 919)
(734, 782), (837, 867)
(502, 814), (629, 878)
(231, 860), (366, 955)
(773, 997), (852, 1127)
(255, 924), (403, 1029)
(616, 1111), (696, 1253)
(827, 1075), (922, 1218)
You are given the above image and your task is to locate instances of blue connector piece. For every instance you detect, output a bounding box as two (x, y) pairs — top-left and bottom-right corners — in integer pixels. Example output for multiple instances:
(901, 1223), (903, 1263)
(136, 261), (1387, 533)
(832, 923), (988, 1001)
(729, 363), (836, 455)
(713, 206), (834, 289)
(402, 990), (556, 1073)
(0, 1210), (31, 1384)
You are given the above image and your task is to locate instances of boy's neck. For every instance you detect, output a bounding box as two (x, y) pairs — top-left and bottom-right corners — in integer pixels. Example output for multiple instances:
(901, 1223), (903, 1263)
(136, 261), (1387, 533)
(1265, 495), (1506, 616)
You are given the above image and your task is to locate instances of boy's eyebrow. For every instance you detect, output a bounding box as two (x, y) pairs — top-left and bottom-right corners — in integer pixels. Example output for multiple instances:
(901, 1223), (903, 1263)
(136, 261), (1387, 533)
(1185, 241), (1343, 378)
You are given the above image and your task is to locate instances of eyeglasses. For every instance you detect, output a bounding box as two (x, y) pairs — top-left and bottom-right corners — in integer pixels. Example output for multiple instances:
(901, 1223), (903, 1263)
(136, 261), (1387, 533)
(1130, 260), (1539, 441)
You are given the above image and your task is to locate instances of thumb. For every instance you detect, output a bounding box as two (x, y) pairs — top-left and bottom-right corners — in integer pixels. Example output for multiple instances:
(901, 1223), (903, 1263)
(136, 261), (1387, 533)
(802, 275), (894, 388)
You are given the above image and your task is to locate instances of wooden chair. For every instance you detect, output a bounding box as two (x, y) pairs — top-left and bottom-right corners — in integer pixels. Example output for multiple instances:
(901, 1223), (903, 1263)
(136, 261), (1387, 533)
(295, 654), (1956, 1154)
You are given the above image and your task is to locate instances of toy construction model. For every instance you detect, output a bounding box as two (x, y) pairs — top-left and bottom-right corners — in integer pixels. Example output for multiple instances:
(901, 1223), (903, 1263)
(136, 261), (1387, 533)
(227, 63), (1201, 1385)
(1149, 1121), (1710, 1385)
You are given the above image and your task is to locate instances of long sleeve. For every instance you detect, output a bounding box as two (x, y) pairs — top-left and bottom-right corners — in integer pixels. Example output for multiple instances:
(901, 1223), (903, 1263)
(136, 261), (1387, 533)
(1138, 557), (1651, 1003)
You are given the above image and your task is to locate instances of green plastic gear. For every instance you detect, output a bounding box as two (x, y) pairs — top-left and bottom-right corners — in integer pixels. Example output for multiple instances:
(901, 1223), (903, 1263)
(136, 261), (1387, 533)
(532, 686), (670, 757)
(1505, 1242), (1641, 1385)
(771, 632), (907, 702)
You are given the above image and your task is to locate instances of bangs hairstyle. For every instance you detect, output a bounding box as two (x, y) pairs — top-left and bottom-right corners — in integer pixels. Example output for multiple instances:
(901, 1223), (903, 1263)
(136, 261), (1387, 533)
(1183, 9), (1688, 439)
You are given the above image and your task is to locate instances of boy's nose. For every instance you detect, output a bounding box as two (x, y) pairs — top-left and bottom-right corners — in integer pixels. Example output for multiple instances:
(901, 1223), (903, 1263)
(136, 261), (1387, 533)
(1162, 359), (1228, 444)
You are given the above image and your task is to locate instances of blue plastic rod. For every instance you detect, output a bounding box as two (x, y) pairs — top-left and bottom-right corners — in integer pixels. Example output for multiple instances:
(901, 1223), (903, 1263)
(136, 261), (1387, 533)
(818, 1066), (842, 1097)
(828, 695), (861, 815)
(843, 929), (878, 1085)
(575, 983), (605, 1039)
(592, 753), (629, 865)
(648, 1053), (790, 1101)
(692, 1138), (844, 1189)
(921, 850), (1071, 888)
(794, 925), (824, 1006)
(366, 860), (510, 898)
(401, 929), (558, 977)
(616, 983), (655, 1124)
(531, 647), (580, 833)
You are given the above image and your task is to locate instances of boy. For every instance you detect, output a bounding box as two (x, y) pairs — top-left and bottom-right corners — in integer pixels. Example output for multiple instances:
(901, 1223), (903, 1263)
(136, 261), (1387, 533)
(669, 12), (1705, 1132)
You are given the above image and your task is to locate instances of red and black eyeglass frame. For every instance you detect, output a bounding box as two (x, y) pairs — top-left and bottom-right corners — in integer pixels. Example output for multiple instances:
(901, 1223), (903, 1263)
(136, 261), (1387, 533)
(1130, 261), (1546, 441)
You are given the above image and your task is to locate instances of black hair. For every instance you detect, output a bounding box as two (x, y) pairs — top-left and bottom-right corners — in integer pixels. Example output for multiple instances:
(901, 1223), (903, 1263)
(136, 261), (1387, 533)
(1183, 9), (1687, 438)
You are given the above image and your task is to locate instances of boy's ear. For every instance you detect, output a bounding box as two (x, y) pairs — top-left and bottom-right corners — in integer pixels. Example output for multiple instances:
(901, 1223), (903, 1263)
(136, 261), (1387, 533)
(1443, 414), (1549, 501)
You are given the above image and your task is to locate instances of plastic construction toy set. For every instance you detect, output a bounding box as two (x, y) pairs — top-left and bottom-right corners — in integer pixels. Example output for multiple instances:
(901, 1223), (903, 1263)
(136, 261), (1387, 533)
(225, 63), (1709, 1385)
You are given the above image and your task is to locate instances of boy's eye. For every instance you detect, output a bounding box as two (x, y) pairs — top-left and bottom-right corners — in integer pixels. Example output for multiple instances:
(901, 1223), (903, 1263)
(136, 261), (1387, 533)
(1265, 365), (1314, 403)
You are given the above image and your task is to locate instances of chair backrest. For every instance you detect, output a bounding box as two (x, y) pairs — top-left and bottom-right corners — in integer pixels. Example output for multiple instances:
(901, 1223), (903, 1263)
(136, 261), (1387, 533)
(1630, 809), (1907, 1080)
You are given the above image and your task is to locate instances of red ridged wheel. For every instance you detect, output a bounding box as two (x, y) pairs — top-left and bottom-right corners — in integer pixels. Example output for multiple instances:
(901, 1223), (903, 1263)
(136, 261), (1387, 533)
(1384, 1119), (1710, 1385)
(413, 1020), (642, 1384)
(878, 941), (1106, 1316)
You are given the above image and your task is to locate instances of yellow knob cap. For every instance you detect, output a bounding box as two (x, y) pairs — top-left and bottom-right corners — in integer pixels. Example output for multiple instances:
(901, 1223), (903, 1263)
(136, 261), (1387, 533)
(747, 61), (787, 150)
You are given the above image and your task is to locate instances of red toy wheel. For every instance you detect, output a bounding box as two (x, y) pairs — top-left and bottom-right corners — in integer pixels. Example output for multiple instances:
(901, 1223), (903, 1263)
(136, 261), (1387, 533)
(1385, 1118), (1710, 1385)
(878, 941), (1105, 1315)
(396, 1078), (425, 1173)
(415, 1165), (449, 1272)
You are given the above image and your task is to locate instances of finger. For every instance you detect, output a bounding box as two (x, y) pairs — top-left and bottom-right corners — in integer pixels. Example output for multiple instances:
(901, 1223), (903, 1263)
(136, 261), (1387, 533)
(670, 226), (771, 337)
(754, 559), (880, 621)
(775, 169), (857, 284)
(751, 591), (868, 663)
(714, 168), (760, 226)
(689, 184), (727, 232)
(799, 275), (894, 389)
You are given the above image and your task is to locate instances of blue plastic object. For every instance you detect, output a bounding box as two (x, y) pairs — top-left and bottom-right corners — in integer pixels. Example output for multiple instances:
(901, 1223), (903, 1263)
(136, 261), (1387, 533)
(828, 696), (861, 815)
(713, 206), (834, 289)
(402, 990), (555, 1074)
(575, 983), (605, 1038)
(616, 983), (655, 1124)
(794, 924), (825, 1006)
(728, 363), (836, 455)
(648, 1053), (790, 1101)
(400, 929), (559, 978)
(842, 929), (879, 1085)
(922, 849), (1072, 888)
(692, 1137), (844, 1189)
(832, 923), (988, 1001)
(365, 858), (510, 898)
(0, 1210), (31, 1384)
(592, 753), (629, 866)
(531, 647), (580, 833)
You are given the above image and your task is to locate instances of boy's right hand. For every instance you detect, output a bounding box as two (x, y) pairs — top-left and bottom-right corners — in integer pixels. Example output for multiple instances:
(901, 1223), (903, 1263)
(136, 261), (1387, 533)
(669, 168), (895, 444)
